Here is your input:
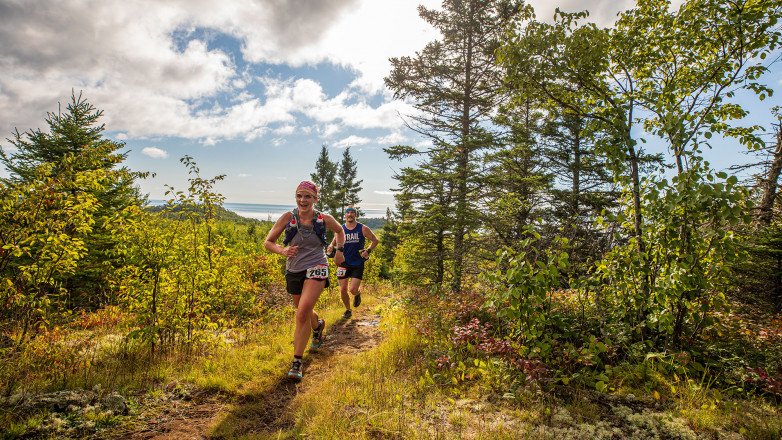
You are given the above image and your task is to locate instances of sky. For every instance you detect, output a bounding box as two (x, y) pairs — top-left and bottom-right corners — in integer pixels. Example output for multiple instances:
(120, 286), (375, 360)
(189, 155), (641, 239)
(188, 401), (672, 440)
(0, 0), (779, 216)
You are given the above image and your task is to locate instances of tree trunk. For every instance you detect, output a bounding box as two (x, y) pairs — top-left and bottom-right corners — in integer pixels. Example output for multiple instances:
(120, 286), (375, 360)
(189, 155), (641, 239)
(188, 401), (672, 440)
(572, 123), (582, 217)
(628, 143), (645, 254)
(450, 0), (475, 293)
(435, 227), (446, 285)
(759, 123), (782, 225)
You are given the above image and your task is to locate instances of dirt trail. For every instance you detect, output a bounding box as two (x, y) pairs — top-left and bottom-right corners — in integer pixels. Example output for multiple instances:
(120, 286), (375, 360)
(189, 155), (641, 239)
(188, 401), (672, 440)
(112, 305), (384, 440)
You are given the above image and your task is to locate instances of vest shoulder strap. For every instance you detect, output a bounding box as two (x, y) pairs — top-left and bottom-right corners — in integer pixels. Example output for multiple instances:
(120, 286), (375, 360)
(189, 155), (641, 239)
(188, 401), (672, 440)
(282, 208), (327, 247)
(282, 209), (299, 245)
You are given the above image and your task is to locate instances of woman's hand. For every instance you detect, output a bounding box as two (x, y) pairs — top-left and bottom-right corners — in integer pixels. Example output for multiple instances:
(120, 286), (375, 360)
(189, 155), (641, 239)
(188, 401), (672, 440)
(282, 246), (299, 258)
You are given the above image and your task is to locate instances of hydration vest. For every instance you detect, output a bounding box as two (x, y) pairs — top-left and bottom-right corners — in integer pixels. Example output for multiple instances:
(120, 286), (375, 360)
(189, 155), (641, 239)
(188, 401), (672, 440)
(282, 208), (327, 247)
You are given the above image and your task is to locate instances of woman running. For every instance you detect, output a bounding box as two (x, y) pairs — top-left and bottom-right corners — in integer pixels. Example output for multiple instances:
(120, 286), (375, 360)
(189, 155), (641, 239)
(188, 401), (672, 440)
(264, 180), (345, 380)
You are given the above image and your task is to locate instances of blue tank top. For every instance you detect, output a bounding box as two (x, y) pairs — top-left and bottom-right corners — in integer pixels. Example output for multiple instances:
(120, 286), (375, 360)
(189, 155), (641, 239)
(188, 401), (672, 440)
(342, 222), (365, 266)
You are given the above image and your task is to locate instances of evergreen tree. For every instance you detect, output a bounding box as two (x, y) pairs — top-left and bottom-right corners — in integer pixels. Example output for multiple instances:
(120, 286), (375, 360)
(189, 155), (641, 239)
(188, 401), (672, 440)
(385, 0), (524, 291)
(482, 94), (551, 255)
(337, 147), (363, 215)
(387, 151), (457, 286)
(0, 91), (146, 308)
(309, 144), (338, 217)
(539, 108), (618, 271)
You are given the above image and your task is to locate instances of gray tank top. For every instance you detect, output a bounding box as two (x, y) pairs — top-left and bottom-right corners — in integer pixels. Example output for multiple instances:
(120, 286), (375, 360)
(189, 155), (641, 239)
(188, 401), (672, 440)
(286, 216), (327, 273)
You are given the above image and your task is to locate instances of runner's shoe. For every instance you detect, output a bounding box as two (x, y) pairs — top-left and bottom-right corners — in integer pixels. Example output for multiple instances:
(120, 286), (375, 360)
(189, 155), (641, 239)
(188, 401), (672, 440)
(311, 319), (325, 348)
(342, 309), (352, 319)
(288, 359), (303, 380)
(353, 294), (361, 308)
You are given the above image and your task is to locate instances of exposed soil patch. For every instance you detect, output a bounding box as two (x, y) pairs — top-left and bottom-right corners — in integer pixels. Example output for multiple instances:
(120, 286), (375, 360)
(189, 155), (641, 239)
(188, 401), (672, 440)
(110, 306), (384, 440)
(110, 390), (226, 440)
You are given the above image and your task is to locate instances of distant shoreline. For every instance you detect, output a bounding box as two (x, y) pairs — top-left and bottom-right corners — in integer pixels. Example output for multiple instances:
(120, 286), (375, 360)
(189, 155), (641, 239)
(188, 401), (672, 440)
(147, 200), (387, 221)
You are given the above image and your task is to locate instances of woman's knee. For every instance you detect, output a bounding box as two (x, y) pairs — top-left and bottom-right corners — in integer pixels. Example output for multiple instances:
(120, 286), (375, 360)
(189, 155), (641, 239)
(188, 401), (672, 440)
(295, 308), (312, 326)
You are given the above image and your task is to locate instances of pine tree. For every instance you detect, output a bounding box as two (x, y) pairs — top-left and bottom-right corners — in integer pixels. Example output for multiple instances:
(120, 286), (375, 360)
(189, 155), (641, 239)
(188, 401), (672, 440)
(539, 108), (618, 272)
(309, 144), (338, 217)
(385, 0), (524, 291)
(482, 94), (551, 255)
(337, 147), (363, 215)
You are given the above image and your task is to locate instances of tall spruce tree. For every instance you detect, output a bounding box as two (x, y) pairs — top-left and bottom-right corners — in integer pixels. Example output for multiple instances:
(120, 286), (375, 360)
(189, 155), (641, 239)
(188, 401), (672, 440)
(310, 144), (339, 217)
(385, 0), (524, 291)
(337, 147), (363, 215)
(387, 150), (456, 286)
(482, 93), (552, 255)
(539, 108), (618, 271)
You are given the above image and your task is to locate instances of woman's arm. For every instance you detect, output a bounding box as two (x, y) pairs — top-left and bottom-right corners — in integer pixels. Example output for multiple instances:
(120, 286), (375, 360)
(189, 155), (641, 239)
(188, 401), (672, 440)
(264, 212), (298, 257)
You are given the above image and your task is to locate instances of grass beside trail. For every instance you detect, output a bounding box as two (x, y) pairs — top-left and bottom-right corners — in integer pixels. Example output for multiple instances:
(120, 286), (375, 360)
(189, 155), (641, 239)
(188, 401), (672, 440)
(4, 284), (780, 439)
(258, 290), (782, 440)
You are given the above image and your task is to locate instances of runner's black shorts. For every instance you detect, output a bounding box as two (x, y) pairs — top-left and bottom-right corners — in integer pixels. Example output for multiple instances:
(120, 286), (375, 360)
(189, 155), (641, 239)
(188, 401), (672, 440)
(337, 263), (365, 280)
(286, 270), (329, 295)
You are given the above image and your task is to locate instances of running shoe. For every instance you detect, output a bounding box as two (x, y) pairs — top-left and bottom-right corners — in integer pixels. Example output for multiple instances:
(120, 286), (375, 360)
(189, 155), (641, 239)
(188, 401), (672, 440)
(342, 309), (352, 319)
(311, 319), (325, 348)
(288, 359), (303, 380)
(353, 294), (361, 308)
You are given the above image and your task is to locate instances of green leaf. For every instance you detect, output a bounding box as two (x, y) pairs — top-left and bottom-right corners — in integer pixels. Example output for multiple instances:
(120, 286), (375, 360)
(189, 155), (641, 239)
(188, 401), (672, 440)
(727, 176), (738, 185)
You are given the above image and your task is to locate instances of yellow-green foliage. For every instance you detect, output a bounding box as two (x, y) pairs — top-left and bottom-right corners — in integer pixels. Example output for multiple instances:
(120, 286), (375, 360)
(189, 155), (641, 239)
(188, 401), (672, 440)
(184, 317), (296, 394)
(116, 207), (285, 353)
(362, 242), (384, 284)
(391, 237), (433, 286)
(0, 160), (102, 339)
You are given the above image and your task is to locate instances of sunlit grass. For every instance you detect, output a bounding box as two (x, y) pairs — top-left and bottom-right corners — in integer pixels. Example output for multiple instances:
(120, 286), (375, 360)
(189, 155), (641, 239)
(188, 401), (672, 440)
(269, 298), (541, 439)
(283, 306), (425, 438)
(253, 287), (782, 440)
(3, 283), (781, 439)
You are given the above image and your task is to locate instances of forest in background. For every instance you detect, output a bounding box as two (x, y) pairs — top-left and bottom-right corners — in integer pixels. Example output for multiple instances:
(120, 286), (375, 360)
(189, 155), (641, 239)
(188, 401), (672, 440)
(1, 0), (782, 438)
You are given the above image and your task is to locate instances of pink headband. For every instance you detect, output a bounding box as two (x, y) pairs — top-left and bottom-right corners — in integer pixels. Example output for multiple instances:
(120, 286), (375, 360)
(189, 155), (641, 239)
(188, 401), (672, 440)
(296, 181), (318, 197)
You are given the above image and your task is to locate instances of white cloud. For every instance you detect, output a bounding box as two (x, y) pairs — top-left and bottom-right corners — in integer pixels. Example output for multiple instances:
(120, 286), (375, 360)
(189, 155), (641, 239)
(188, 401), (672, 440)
(374, 190), (395, 195)
(298, 0), (442, 94)
(321, 124), (341, 138)
(273, 125), (296, 135)
(141, 147), (169, 158)
(0, 0), (684, 149)
(335, 135), (371, 149)
(376, 131), (408, 145)
(260, 77), (414, 132)
(415, 139), (434, 149)
(238, 173), (251, 177)
(1, 0), (422, 144)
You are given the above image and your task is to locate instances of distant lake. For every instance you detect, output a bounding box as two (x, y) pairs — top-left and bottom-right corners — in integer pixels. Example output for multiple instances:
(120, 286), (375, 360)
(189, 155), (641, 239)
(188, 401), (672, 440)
(148, 200), (386, 221)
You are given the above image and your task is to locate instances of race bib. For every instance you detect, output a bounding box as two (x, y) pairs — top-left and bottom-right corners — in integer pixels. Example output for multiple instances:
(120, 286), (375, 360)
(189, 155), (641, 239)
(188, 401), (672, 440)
(306, 264), (329, 280)
(336, 267), (347, 277)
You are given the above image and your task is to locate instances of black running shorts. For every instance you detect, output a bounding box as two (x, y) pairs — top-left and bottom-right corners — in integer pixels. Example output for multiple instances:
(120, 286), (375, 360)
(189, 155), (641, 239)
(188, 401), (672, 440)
(336, 263), (365, 280)
(286, 268), (329, 295)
